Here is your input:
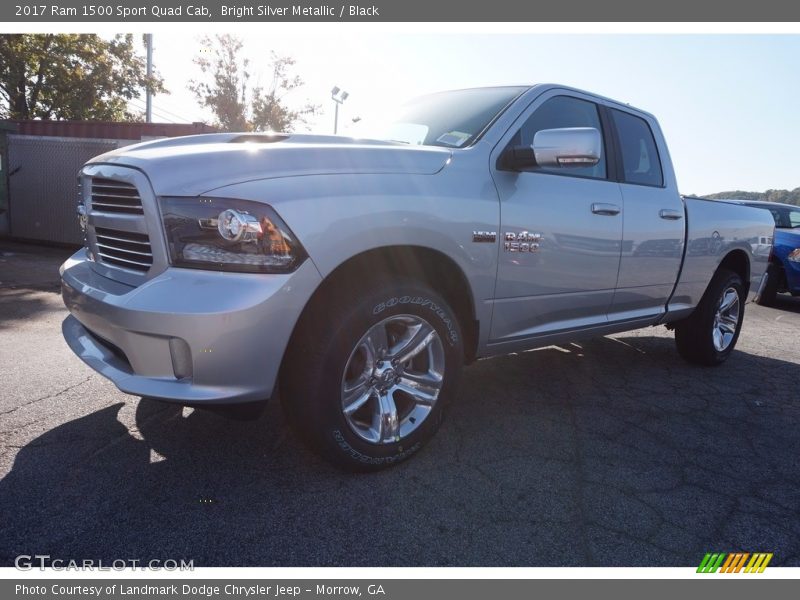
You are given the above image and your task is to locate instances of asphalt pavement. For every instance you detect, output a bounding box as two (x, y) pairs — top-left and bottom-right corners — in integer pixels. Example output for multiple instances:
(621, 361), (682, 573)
(1, 241), (799, 567)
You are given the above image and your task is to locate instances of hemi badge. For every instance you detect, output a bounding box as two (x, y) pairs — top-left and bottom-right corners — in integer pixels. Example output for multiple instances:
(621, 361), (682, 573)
(472, 231), (497, 243)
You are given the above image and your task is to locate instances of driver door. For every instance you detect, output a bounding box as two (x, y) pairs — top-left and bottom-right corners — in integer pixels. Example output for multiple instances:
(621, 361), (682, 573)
(489, 92), (623, 343)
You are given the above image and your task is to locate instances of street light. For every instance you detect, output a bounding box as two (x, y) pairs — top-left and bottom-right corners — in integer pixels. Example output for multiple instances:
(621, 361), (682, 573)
(331, 86), (349, 134)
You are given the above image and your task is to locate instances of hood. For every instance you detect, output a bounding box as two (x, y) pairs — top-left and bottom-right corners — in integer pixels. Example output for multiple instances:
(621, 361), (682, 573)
(87, 133), (452, 196)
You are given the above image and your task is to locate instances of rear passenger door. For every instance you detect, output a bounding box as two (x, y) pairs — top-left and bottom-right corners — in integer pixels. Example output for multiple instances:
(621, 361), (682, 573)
(608, 108), (685, 322)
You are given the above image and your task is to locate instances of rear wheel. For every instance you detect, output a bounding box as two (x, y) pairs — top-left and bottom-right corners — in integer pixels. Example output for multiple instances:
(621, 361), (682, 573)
(281, 279), (463, 471)
(675, 268), (745, 366)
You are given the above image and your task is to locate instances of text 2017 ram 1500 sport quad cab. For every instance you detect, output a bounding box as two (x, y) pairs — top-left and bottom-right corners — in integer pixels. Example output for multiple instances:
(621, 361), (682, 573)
(60, 85), (775, 470)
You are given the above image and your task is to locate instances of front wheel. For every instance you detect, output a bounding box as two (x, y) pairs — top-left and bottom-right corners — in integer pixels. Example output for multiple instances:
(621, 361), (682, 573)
(674, 268), (745, 366)
(281, 279), (463, 471)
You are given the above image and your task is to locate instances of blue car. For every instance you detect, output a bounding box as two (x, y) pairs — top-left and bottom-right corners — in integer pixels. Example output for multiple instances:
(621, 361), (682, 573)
(730, 200), (800, 305)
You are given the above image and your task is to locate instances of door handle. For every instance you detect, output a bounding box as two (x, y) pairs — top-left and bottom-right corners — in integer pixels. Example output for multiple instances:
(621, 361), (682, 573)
(659, 209), (684, 220)
(591, 203), (621, 216)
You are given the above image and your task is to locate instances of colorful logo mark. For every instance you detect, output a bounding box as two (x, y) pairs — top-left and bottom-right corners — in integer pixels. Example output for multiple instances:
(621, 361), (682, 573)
(697, 552), (773, 573)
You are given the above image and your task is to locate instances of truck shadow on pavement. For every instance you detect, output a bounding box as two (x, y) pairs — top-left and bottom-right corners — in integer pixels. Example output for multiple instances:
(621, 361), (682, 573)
(1, 335), (799, 567)
(0, 243), (72, 328)
(0, 287), (62, 329)
(769, 294), (800, 314)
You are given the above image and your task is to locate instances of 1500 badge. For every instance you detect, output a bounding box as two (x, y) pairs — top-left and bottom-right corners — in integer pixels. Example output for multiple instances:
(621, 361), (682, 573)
(504, 231), (542, 252)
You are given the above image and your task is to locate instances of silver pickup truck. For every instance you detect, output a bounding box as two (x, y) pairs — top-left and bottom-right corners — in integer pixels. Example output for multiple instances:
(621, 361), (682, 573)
(60, 84), (774, 470)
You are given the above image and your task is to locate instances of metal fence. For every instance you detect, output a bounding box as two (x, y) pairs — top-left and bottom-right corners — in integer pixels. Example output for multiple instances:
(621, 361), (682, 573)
(7, 135), (120, 244)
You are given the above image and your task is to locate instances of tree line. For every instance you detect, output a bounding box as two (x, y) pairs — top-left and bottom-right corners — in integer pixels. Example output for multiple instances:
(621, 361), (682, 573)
(0, 33), (316, 132)
(703, 189), (800, 206)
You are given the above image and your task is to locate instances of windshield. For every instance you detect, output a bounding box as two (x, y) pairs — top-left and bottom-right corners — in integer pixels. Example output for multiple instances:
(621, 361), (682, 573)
(749, 204), (800, 228)
(358, 86), (527, 148)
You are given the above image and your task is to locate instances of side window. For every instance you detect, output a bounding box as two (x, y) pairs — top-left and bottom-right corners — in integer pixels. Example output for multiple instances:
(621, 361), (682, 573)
(514, 96), (606, 180)
(612, 109), (664, 187)
(767, 209), (785, 227)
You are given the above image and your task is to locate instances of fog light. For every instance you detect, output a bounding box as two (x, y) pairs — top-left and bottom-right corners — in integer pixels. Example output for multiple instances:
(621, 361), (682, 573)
(788, 249), (800, 263)
(169, 337), (193, 380)
(217, 209), (261, 242)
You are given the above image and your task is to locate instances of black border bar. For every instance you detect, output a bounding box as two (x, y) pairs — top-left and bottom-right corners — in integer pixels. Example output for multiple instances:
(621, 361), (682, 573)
(4, 1), (800, 22)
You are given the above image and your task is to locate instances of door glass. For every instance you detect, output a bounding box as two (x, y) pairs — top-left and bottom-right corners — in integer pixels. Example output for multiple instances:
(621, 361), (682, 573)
(513, 96), (607, 180)
(612, 109), (664, 187)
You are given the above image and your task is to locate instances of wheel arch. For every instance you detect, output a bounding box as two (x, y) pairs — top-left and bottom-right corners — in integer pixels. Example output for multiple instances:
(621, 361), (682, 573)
(717, 248), (751, 293)
(284, 245), (480, 372)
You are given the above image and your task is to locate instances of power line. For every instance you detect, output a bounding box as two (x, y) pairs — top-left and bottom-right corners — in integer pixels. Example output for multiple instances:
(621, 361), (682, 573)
(130, 104), (175, 123)
(131, 96), (208, 125)
(150, 102), (202, 123)
(129, 99), (185, 123)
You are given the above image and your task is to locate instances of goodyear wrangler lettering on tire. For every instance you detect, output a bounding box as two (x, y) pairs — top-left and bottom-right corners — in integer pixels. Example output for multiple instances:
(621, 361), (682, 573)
(333, 430), (422, 465)
(373, 296), (458, 346)
(373, 295), (434, 313)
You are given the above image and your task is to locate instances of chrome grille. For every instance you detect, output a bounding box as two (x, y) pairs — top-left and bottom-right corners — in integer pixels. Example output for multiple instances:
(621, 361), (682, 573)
(90, 178), (144, 214)
(87, 175), (153, 274)
(94, 227), (153, 271)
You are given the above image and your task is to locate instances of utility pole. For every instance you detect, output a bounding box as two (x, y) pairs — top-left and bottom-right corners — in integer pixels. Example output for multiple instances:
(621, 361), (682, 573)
(145, 34), (153, 123)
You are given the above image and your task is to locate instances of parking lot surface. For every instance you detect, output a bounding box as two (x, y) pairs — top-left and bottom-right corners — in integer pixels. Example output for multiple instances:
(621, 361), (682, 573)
(1, 242), (799, 567)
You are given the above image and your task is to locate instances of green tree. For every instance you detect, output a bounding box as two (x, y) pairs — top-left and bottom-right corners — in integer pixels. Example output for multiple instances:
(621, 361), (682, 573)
(189, 34), (318, 133)
(0, 34), (165, 121)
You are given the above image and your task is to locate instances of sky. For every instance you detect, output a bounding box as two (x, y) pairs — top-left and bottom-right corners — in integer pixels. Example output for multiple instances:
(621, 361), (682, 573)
(141, 33), (800, 196)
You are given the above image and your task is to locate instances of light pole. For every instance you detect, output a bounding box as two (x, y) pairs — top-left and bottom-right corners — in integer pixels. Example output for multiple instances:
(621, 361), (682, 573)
(331, 86), (349, 134)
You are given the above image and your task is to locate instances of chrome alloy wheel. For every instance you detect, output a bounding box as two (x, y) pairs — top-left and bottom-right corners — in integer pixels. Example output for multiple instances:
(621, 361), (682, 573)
(340, 314), (445, 445)
(712, 286), (741, 352)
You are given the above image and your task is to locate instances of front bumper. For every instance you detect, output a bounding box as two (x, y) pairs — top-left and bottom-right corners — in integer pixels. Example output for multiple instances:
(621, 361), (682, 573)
(60, 250), (322, 404)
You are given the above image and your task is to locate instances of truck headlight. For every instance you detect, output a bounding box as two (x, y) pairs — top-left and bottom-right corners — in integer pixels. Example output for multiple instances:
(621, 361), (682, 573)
(788, 249), (800, 263)
(160, 197), (306, 273)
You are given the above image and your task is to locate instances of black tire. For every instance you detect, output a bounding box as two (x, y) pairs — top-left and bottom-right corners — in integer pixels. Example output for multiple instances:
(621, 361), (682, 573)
(674, 268), (745, 366)
(281, 278), (463, 472)
(755, 263), (780, 306)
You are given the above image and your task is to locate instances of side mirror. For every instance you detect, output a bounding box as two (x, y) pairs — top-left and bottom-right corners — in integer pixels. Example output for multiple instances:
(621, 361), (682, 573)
(533, 127), (602, 168)
(500, 127), (602, 171)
